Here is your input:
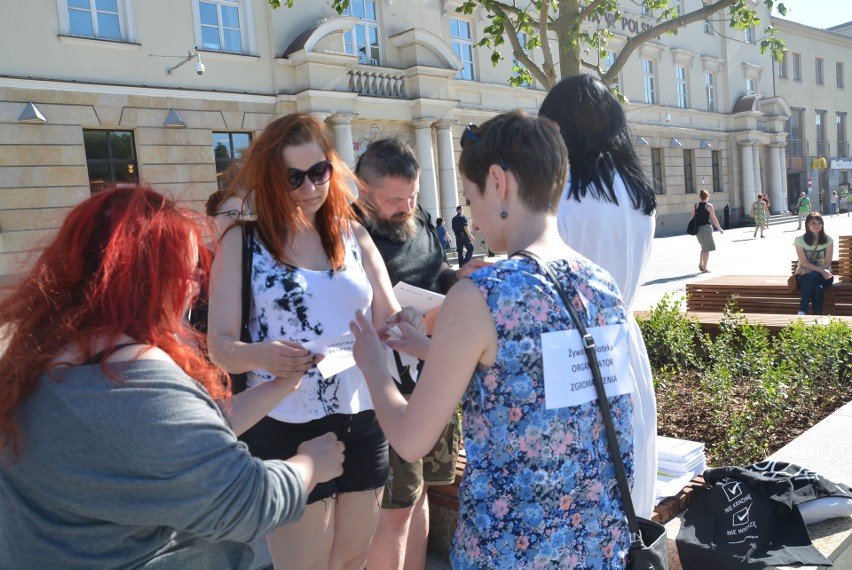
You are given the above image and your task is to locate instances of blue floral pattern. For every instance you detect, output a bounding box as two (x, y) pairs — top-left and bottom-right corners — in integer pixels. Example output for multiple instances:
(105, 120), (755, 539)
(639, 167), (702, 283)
(453, 256), (634, 569)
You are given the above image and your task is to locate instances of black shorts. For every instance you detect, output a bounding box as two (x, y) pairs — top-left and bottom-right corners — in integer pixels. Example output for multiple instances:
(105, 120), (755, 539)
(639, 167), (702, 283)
(240, 410), (389, 504)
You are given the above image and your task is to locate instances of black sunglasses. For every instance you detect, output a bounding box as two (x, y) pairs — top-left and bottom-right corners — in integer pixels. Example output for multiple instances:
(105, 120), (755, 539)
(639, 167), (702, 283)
(288, 160), (333, 189)
(461, 124), (509, 171)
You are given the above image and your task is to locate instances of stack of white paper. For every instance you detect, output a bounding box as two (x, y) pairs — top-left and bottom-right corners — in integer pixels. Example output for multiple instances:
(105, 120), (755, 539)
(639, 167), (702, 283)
(655, 435), (706, 504)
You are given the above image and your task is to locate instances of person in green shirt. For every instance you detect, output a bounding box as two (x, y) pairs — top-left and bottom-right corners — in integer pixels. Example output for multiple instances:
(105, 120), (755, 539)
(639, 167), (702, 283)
(796, 192), (811, 229)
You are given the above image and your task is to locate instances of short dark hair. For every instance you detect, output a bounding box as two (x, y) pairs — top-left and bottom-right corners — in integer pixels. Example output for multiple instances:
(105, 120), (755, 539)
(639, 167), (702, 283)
(436, 217), (444, 225)
(459, 110), (567, 213)
(456, 205), (463, 212)
(354, 138), (420, 186)
(205, 189), (229, 217)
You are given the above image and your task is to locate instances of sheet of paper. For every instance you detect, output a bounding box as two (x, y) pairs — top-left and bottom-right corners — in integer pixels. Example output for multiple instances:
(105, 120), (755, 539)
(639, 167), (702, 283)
(392, 281), (445, 314)
(302, 334), (356, 379)
(540, 323), (634, 410)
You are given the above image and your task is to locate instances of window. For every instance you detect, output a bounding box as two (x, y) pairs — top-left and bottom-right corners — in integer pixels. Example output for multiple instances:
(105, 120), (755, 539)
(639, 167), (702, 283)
(684, 149), (695, 194)
(837, 113), (848, 157)
(743, 26), (753, 44)
(711, 150), (721, 192)
(451, 18), (475, 80)
(60, 0), (133, 41)
(705, 72), (716, 112)
(838, 62), (845, 88)
(83, 130), (138, 193)
(778, 52), (788, 78)
(345, 0), (380, 65)
(675, 65), (688, 108)
(651, 148), (664, 195)
(704, 20), (713, 35)
(196, 0), (243, 52)
(816, 110), (828, 157)
(787, 108), (805, 157)
(603, 50), (619, 92)
(816, 58), (824, 85)
(511, 32), (532, 87)
(213, 132), (251, 189)
(792, 53), (802, 81)
(643, 59), (656, 104)
(745, 78), (756, 95)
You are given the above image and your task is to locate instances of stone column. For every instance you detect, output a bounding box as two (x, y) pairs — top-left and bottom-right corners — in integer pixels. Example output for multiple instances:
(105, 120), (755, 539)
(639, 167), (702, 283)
(413, 118), (439, 219)
(327, 113), (356, 167)
(751, 144), (763, 202)
(740, 142), (756, 209)
(767, 144), (784, 213)
(434, 119), (458, 221)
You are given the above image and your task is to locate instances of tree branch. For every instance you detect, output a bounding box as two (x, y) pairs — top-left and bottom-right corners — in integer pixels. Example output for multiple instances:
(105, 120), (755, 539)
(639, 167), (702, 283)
(494, 4), (551, 87)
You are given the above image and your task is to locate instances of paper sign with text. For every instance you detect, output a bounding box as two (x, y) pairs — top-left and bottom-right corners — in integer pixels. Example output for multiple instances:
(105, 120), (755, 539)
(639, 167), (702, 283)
(302, 334), (356, 379)
(392, 281), (445, 314)
(540, 324), (633, 409)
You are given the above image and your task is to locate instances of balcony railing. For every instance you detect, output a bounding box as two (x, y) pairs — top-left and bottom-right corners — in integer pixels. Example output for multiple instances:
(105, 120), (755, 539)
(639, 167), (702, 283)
(348, 67), (406, 98)
(837, 140), (850, 157)
(786, 138), (805, 157)
(817, 139), (830, 157)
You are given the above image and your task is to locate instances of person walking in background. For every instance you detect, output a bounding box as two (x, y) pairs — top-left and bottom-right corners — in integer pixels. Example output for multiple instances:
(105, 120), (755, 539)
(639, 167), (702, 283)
(452, 204), (475, 266)
(830, 191), (839, 216)
(796, 192), (811, 229)
(207, 114), (420, 570)
(539, 73), (657, 519)
(751, 193), (767, 238)
(840, 189), (850, 216)
(436, 217), (452, 263)
(693, 188), (725, 273)
(0, 186), (344, 568)
(794, 212), (834, 315)
(761, 193), (772, 232)
(351, 111), (635, 569)
(352, 138), (467, 570)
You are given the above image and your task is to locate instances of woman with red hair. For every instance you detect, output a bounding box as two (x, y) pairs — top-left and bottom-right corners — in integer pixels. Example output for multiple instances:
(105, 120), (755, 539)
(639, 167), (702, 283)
(208, 113), (414, 569)
(0, 186), (344, 568)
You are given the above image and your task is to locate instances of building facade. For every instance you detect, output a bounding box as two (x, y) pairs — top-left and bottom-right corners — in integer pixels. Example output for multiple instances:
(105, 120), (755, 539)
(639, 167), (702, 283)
(1, 0), (850, 281)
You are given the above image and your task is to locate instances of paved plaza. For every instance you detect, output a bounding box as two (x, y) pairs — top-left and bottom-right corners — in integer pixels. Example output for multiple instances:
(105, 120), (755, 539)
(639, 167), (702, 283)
(635, 212), (852, 312)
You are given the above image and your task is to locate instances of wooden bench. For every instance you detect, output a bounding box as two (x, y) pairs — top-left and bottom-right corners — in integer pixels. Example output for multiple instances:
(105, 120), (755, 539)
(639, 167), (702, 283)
(685, 275), (852, 316)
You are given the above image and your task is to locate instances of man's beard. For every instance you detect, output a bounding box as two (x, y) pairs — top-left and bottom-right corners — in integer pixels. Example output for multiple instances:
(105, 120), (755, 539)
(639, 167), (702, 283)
(372, 211), (417, 243)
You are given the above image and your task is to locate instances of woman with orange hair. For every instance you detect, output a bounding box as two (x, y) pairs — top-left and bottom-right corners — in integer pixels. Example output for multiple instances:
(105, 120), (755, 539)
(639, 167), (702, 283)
(208, 113), (414, 569)
(0, 186), (344, 568)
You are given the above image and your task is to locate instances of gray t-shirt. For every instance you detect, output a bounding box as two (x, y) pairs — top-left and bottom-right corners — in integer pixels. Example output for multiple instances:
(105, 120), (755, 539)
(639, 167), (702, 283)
(0, 360), (307, 569)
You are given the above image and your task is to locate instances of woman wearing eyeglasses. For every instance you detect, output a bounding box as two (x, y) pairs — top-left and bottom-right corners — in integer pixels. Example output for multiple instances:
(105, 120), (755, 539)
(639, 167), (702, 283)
(208, 113), (414, 569)
(351, 111), (634, 569)
(794, 212), (834, 315)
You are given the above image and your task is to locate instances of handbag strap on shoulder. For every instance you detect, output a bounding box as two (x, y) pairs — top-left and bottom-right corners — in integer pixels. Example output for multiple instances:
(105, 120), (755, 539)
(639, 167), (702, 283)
(512, 250), (644, 550)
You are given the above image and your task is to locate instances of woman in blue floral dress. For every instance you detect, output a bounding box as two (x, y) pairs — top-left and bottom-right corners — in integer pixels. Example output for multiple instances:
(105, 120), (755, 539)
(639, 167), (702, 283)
(351, 111), (635, 568)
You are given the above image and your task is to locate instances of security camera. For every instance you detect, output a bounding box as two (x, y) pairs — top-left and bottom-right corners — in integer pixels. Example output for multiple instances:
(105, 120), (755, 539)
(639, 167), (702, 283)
(195, 60), (205, 76)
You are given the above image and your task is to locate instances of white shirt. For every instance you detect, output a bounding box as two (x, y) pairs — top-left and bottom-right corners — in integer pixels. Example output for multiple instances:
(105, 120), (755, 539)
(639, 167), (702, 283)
(556, 172), (655, 311)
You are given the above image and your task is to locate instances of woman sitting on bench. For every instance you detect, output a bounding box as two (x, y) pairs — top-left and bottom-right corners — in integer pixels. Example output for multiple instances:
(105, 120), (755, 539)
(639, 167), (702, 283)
(793, 212), (834, 315)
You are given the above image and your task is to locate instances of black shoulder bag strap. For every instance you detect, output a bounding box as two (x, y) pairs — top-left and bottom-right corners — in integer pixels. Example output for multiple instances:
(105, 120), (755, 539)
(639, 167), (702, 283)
(512, 250), (652, 567)
(232, 222), (255, 394)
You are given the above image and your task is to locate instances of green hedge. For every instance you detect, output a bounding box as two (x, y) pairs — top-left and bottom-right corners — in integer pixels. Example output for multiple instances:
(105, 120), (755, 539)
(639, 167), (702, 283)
(637, 294), (852, 466)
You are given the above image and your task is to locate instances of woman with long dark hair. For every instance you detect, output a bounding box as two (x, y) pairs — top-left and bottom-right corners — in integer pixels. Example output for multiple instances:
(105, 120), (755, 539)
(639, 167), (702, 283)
(0, 186), (343, 568)
(794, 211), (834, 315)
(207, 113), (414, 569)
(540, 74), (658, 517)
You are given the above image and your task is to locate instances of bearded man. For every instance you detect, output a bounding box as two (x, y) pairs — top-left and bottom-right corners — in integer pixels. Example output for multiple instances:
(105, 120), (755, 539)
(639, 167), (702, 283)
(353, 138), (483, 570)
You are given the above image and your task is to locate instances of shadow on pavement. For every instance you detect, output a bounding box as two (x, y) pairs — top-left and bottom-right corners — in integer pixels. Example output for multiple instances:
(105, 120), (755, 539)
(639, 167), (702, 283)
(643, 274), (700, 285)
